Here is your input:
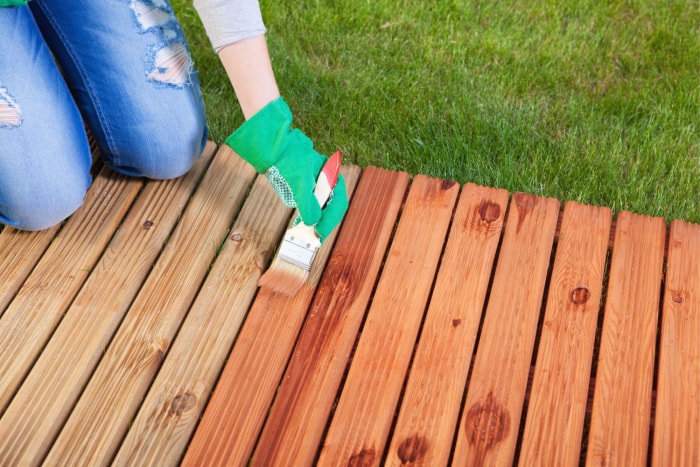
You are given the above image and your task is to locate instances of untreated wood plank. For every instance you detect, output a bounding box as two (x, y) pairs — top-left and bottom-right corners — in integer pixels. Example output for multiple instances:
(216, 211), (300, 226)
(113, 171), (293, 466)
(181, 165), (361, 467)
(384, 183), (508, 466)
(0, 168), (142, 412)
(452, 193), (560, 466)
(250, 167), (410, 466)
(652, 220), (700, 466)
(0, 142), (216, 466)
(586, 211), (666, 467)
(317, 175), (460, 466)
(519, 201), (612, 465)
(0, 225), (59, 315)
(44, 146), (257, 465)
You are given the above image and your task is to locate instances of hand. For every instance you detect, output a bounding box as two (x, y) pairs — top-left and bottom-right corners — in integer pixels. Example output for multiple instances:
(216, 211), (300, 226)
(225, 97), (348, 242)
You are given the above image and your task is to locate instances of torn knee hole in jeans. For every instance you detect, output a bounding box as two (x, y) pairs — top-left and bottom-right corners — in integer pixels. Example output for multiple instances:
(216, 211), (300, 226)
(148, 41), (191, 86)
(131, 0), (193, 88)
(0, 86), (22, 128)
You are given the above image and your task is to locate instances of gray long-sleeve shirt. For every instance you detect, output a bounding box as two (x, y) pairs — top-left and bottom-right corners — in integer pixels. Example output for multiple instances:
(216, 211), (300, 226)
(193, 0), (266, 51)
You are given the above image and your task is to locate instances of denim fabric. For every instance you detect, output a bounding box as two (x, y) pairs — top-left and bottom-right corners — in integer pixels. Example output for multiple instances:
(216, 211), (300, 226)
(0, 0), (207, 230)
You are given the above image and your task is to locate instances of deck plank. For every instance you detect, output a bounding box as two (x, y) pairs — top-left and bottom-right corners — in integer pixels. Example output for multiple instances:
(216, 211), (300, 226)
(652, 220), (700, 466)
(519, 201), (612, 465)
(44, 146), (257, 465)
(0, 142), (215, 465)
(0, 225), (59, 315)
(586, 211), (666, 466)
(385, 183), (509, 466)
(114, 172), (292, 465)
(0, 139), (698, 464)
(453, 193), (560, 466)
(181, 165), (361, 467)
(0, 169), (142, 412)
(317, 175), (460, 465)
(250, 167), (410, 466)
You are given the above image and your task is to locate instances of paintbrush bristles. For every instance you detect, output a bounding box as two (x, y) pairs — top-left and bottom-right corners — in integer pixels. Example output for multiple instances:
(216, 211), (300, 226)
(257, 254), (308, 296)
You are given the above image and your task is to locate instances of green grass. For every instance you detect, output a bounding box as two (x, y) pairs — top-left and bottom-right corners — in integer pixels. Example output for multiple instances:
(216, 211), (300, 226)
(174, 0), (699, 224)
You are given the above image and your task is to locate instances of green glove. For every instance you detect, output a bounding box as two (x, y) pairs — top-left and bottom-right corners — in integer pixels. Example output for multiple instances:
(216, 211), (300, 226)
(0, 0), (31, 6)
(225, 97), (348, 242)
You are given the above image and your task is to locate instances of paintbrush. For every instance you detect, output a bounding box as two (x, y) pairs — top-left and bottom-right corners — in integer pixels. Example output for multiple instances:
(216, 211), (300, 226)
(257, 150), (342, 296)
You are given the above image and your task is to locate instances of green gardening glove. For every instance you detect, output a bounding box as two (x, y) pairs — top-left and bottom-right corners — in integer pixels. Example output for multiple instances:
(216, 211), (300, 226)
(0, 0), (31, 6)
(225, 97), (348, 242)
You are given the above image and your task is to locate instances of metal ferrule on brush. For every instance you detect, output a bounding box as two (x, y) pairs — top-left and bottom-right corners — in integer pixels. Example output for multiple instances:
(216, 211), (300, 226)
(278, 231), (321, 271)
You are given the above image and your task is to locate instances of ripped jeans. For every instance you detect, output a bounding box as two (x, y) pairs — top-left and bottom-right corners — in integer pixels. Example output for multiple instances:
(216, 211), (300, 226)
(0, 0), (208, 230)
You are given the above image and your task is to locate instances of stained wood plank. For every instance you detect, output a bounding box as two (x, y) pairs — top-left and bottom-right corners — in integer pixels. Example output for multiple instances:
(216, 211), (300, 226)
(652, 220), (700, 466)
(453, 193), (560, 466)
(0, 168), (142, 412)
(181, 165), (361, 467)
(113, 173), (292, 465)
(586, 211), (666, 467)
(0, 142), (215, 466)
(44, 146), (257, 465)
(0, 226), (59, 315)
(519, 201), (612, 465)
(250, 167), (410, 466)
(317, 175), (460, 466)
(384, 183), (508, 466)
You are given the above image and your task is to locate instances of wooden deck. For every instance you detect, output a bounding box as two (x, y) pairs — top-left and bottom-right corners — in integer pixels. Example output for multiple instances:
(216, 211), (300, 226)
(1, 141), (698, 466)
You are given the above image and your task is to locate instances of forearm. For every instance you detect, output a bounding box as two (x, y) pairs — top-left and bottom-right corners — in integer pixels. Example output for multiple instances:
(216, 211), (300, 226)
(217, 35), (280, 120)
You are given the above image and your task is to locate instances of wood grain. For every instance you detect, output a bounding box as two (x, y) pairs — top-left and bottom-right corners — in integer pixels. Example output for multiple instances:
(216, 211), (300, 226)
(250, 167), (410, 466)
(0, 226), (59, 315)
(0, 168), (142, 412)
(113, 172), (290, 465)
(452, 193), (560, 466)
(44, 146), (257, 465)
(385, 183), (509, 466)
(586, 211), (666, 467)
(0, 142), (215, 466)
(519, 201), (612, 465)
(652, 220), (700, 466)
(181, 165), (361, 467)
(317, 175), (460, 466)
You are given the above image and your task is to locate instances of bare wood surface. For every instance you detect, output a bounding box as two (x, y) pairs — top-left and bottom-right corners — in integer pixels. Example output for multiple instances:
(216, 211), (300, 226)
(251, 167), (410, 466)
(452, 193), (560, 466)
(317, 175), (460, 466)
(586, 211), (666, 467)
(385, 183), (509, 466)
(44, 146), (257, 465)
(652, 220), (700, 466)
(181, 165), (361, 467)
(0, 168), (142, 412)
(114, 173), (291, 465)
(0, 143), (215, 466)
(0, 226), (59, 315)
(519, 201), (612, 466)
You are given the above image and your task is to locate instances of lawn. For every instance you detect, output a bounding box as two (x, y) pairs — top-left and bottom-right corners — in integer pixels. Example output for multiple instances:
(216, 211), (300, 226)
(174, 0), (699, 224)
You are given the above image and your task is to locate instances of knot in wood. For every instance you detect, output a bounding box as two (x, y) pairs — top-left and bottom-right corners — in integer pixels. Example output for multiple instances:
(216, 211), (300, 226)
(440, 179), (457, 191)
(397, 435), (429, 464)
(143, 219), (154, 230)
(230, 232), (244, 243)
(464, 391), (510, 451)
(478, 201), (501, 223)
(671, 292), (683, 304)
(570, 286), (590, 305)
(348, 449), (375, 467)
(169, 392), (196, 417)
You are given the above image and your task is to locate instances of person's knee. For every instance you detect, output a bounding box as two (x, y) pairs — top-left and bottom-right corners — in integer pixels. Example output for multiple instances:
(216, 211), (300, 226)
(1, 174), (89, 231)
(106, 113), (207, 180)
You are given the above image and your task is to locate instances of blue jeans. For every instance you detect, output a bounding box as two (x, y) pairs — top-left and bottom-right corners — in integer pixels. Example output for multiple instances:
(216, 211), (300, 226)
(0, 0), (208, 230)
